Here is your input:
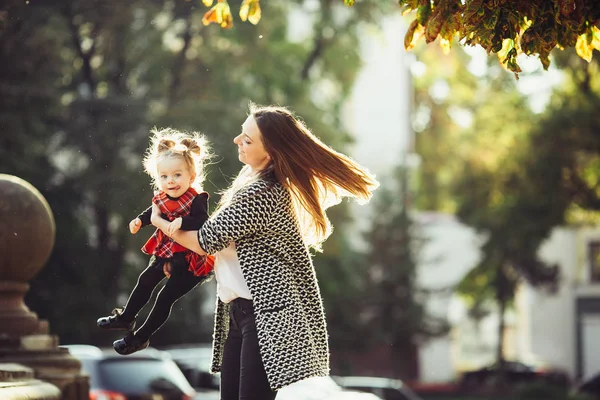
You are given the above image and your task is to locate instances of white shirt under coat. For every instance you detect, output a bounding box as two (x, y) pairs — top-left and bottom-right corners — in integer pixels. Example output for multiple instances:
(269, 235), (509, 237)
(214, 242), (252, 303)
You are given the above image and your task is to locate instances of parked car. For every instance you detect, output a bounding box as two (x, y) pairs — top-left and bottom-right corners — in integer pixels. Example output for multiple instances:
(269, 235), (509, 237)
(575, 372), (600, 398)
(62, 344), (199, 400)
(161, 344), (380, 399)
(161, 343), (220, 398)
(332, 376), (423, 400)
(276, 376), (383, 400)
(459, 360), (571, 390)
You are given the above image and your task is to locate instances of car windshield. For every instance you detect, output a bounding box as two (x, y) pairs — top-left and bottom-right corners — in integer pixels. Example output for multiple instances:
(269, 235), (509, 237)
(166, 347), (212, 369)
(97, 358), (192, 394)
(277, 376), (342, 399)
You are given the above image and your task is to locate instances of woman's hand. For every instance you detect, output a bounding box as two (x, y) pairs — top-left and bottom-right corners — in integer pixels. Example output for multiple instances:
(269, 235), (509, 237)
(150, 203), (207, 255)
(150, 203), (162, 226)
(129, 218), (142, 234)
(167, 217), (183, 237)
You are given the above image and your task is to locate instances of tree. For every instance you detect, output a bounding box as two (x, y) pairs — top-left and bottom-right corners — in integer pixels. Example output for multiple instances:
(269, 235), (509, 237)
(411, 44), (480, 212)
(452, 76), (566, 369)
(409, 41), (572, 371)
(411, 42), (600, 385)
(360, 164), (449, 379)
(208, 0), (600, 78)
(523, 52), (600, 223)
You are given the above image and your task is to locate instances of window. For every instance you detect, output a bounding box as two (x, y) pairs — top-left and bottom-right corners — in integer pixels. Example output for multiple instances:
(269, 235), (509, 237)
(590, 241), (600, 282)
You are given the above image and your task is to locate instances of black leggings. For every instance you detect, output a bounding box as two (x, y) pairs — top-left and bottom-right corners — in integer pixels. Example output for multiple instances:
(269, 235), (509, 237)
(120, 253), (210, 342)
(220, 298), (276, 400)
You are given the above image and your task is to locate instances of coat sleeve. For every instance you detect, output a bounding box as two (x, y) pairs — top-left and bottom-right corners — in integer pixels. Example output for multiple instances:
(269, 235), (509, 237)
(137, 206), (153, 227)
(198, 181), (282, 254)
(180, 192), (209, 231)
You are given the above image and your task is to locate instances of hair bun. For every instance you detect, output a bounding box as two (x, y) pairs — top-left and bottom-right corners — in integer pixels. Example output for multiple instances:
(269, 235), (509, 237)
(181, 138), (202, 155)
(157, 139), (176, 153)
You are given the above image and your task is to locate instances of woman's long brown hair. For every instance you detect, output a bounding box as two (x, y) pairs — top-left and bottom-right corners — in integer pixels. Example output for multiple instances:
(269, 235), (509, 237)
(251, 103), (379, 250)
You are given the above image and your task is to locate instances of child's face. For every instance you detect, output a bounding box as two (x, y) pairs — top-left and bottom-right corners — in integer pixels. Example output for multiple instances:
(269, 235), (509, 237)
(156, 156), (195, 198)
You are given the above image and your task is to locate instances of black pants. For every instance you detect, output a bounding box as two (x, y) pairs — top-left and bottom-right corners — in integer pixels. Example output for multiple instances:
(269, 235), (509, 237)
(220, 298), (276, 400)
(120, 252), (211, 342)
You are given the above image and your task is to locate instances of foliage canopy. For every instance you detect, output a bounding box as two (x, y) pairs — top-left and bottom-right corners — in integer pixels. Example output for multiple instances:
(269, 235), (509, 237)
(211, 0), (600, 78)
(400, 0), (600, 77)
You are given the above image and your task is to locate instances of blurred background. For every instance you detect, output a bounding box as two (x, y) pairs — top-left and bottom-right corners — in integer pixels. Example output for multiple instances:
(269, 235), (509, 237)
(1, 0), (600, 399)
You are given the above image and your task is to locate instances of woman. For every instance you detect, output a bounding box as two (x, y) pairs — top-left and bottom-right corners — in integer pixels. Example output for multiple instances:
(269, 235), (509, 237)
(151, 104), (378, 400)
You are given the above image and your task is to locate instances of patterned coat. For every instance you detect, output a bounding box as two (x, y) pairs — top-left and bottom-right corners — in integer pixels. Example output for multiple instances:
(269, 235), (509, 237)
(197, 175), (330, 390)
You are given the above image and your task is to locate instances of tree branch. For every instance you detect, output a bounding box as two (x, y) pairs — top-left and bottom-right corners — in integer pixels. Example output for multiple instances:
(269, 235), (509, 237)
(301, 0), (362, 81)
(569, 172), (600, 210)
(301, 0), (332, 81)
(109, 24), (128, 95)
(64, 5), (98, 95)
(168, 10), (194, 109)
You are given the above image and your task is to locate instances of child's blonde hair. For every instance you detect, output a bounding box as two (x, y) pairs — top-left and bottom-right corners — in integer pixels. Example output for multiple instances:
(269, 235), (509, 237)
(142, 127), (210, 192)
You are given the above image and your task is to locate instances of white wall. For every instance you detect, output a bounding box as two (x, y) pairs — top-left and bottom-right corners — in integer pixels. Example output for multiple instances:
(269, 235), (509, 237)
(520, 228), (578, 376)
(343, 14), (412, 172)
(516, 227), (600, 380)
(414, 212), (482, 382)
(342, 13), (414, 253)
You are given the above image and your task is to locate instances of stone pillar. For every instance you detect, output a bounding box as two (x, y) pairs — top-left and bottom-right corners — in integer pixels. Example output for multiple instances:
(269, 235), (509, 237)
(0, 174), (89, 400)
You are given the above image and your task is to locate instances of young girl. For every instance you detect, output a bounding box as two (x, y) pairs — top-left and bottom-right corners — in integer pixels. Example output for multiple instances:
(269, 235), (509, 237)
(97, 128), (215, 355)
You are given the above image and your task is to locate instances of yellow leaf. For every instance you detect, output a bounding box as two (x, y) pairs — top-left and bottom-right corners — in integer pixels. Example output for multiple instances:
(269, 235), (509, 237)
(439, 38), (451, 54)
(592, 26), (600, 51)
(404, 19), (424, 51)
(576, 34), (593, 62)
(202, 0), (234, 28)
(240, 0), (261, 25)
(202, 9), (217, 25)
(497, 38), (513, 62)
(202, 0), (214, 6)
(222, 9), (233, 28)
(239, 0), (250, 21)
(248, 0), (261, 24)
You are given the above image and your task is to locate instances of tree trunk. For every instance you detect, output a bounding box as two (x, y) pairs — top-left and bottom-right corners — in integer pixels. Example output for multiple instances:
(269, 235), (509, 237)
(495, 268), (509, 394)
(496, 295), (506, 367)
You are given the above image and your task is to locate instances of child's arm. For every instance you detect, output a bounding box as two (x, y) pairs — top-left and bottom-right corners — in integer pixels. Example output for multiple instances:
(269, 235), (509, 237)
(167, 193), (209, 235)
(137, 206), (153, 226)
(129, 206), (152, 234)
(130, 205), (170, 234)
(181, 193), (210, 230)
(152, 207), (207, 255)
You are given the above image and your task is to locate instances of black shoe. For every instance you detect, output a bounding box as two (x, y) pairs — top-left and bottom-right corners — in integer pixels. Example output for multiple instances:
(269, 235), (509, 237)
(113, 332), (150, 355)
(97, 308), (136, 331)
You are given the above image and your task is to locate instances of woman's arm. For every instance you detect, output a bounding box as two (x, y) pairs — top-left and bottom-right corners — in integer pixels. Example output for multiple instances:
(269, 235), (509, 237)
(151, 204), (207, 255)
(198, 181), (280, 254)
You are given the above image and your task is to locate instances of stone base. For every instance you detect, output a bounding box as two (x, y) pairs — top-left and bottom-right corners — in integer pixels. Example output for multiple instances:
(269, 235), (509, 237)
(0, 363), (61, 400)
(0, 336), (89, 399)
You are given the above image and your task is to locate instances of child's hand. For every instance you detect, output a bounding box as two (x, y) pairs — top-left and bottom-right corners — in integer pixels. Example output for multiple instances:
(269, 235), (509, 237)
(163, 261), (172, 278)
(129, 218), (142, 234)
(167, 217), (182, 237)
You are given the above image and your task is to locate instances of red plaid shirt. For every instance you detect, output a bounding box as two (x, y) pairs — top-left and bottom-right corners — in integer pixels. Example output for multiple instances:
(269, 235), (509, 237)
(141, 188), (214, 277)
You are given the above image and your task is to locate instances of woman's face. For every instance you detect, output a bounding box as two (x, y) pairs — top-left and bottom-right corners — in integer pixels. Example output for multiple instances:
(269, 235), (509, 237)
(234, 115), (271, 172)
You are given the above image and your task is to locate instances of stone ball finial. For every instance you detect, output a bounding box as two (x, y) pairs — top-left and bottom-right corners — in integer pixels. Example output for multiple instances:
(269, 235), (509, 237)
(0, 174), (55, 282)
